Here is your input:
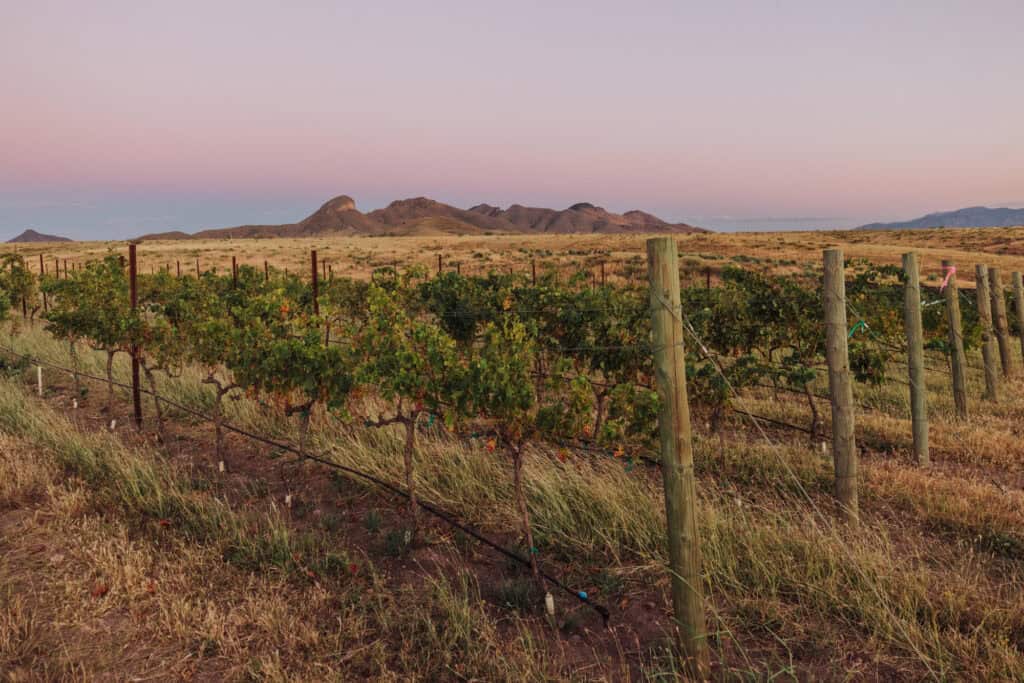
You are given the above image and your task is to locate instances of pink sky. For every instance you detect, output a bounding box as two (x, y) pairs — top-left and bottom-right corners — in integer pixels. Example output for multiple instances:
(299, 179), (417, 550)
(3, 1), (1023, 238)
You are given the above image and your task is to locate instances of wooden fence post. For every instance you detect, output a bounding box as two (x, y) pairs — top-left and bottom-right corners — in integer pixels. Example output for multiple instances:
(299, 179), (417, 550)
(128, 243), (143, 429)
(646, 237), (709, 678)
(942, 261), (968, 419)
(1013, 271), (1024, 363)
(989, 267), (1012, 377)
(232, 255), (238, 288)
(823, 249), (858, 525)
(311, 250), (320, 316)
(264, 260), (269, 281)
(437, 254), (442, 275)
(975, 265), (999, 402)
(902, 253), (928, 466)
(176, 260), (181, 277)
(196, 259), (201, 277)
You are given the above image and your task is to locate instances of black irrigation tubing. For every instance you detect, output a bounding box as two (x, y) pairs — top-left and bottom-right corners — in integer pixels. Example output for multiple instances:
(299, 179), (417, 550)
(749, 382), (891, 417)
(729, 406), (820, 437)
(751, 382), (831, 403)
(548, 436), (662, 469)
(1, 346), (610, 624)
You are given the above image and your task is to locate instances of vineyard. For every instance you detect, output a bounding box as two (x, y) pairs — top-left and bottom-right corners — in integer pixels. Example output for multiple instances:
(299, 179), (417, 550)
(3, 238), (1024, 680)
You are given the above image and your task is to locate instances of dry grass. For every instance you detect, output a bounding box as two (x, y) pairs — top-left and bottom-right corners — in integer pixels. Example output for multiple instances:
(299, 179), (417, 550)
(5, 320), (1024, 679)
(0, 379), (563, 681)
(8, 225), (1024, 287)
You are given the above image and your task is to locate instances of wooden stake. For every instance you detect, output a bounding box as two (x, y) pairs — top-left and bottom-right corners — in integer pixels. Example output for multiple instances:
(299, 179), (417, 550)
(1013, 271), (1024, 364)
(196, 258), (201, 277)
(437, 254), (442, 275)
(531, 259), (537, 285)
(942, 260), (968, 419)
(128, 243), (143, 429)
(176, 260), (181, 277)
(311, 250), (320, 316)
(264, 260), (269, 281)
(975, 265), (999, 401)
(989, 267), (1013, 377)
(902, 253), (928, 466)
(37, 366), (43, 397)
(232, 256), (238, 287)
(823, 249), (858, 525)
(645, 237), (709, 678)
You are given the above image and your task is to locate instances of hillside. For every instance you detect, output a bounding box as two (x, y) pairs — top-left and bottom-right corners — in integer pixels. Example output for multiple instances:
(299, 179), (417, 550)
(137, 195), (706, 240)
(858, 206), (1024, 230)
(6, 229), (72, 243)
(469, 201), (705, 234)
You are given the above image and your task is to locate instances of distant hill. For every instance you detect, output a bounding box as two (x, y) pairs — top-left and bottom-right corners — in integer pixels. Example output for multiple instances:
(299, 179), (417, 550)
(857, 207), (1024, 231)
(469, 201), (704, 234)
(137, 195), (706, 240)
(7, 229), (72, 243)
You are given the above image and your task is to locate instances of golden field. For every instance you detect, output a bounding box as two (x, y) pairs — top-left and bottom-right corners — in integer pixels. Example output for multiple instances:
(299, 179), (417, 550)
(7, 225), (1024, 286)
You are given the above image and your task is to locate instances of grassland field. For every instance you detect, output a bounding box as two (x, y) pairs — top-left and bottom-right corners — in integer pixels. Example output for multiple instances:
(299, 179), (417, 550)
(2, 227), (1024, 680)
(6, 226), (1024, 287)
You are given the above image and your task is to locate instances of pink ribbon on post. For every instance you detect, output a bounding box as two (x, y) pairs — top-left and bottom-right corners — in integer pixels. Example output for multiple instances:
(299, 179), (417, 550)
(939, 264), (956, 291)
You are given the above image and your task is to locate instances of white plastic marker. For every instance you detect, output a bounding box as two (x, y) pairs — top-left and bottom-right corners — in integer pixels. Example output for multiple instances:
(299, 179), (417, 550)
(545, 592), (555, 617)
(37, 366), (42, 396)
(72, 398), (78, 410)
(109, 419), (117, 430)
(218, 460), (225, 473)
(940, 264), (956, 292)
(285, 493), (293, 508)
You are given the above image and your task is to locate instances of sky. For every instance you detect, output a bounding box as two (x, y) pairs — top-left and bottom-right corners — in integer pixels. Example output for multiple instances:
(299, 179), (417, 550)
(2, 0), (1023, 239)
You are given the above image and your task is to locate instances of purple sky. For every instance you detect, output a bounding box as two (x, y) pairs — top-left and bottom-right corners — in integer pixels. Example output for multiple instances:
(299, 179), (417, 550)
(3, 1), (1023, 239)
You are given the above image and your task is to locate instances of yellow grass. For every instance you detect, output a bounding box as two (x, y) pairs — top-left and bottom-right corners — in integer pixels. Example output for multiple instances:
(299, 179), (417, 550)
(8, 225), (1024, 287)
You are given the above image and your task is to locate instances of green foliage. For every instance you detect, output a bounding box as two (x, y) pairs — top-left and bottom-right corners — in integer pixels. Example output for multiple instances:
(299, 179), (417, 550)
(0, 255), (36, 321)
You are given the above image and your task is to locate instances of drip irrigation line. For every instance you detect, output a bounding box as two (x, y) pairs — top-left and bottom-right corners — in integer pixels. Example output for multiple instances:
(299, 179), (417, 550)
(729, 407), (821, 437)
(1, 345), (610, 624)
(546, 436), (662, 469)
(751, 382), (830, 403)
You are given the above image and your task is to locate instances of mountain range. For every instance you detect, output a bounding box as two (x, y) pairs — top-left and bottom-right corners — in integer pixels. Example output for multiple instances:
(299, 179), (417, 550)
(857, 207), (1024, 230)
(137, 195), (706, 240)
(7, 229), (72, 243)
